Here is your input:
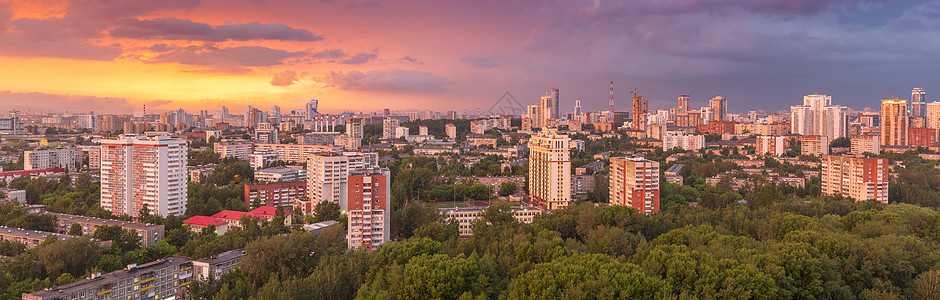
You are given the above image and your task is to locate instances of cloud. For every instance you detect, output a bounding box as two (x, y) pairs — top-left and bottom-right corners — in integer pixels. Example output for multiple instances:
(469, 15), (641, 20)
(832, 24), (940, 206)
(398, 56), (421, 64)
(146, 45), (307, 73)
(270, 70), (299, 86)
(110, 18), (322, 42)
(340, 52), (378, 64)
(324, 70), (450, 93)
(460, 55), (502, 68)
(0, 90), (135, 113)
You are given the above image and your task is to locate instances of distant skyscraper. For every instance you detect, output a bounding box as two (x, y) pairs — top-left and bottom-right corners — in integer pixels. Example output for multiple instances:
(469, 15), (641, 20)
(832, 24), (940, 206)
(926, 102), (940, 139)
(708, 96), (727, 122)
(271, 105), (281, 123)
(383, 108), (390, 117)
(527, 104), (543, 129)
(678, 95), (690, 113)
(632, 90), (648, 131)
(540, 90), (556, 127)
(550, 87), (560, 119)
(573, 100), (582, 122)
(881, 99), (908, 146)
(912, 87), (926, 117)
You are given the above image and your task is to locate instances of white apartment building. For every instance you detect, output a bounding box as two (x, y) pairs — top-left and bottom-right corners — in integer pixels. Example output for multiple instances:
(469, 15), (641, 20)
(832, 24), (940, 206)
(445, 123), (457, 140)
(756, 136), (786, 156)
(253, 143), (339, 163)
(528, 129), (571, 210)
(661, 132), (705, 151)
(249, 150), (278, 170)
(24, 147), (78, 172)
(255, 166), (306, 183)
(382, 117), (400, 140)
(100, 134), (187, 217)
(609, 157), (660, 214)
(790, 94), (848, 139)
(214, 142), (254, 161)
(307, 151), (380, 212)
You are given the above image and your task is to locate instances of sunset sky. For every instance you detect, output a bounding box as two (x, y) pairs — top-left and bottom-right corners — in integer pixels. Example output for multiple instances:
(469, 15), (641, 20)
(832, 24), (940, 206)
(0, 0), (937, 115)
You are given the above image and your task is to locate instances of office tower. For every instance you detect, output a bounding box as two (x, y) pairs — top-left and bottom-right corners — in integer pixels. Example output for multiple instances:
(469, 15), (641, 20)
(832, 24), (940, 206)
(346, 117), (364, 140)
(528, 129), (571, 210)
(609, 157), (660, 214)
(540, 90), (556, 127)
(24, 148), (78, 172)
(678, 95), (690, 113)
(912, 87), (926, 117)
(445, 123), (457, 139)
(800, 135), (830, 156)
(550, 87), (560, 119)
(382, 117), (399, 140)
(756, 136), (786, 156)
(573, 100), (582, 122)
(851, 135), (881, 155)
(790, 94), (847, 139)
(708, 96), (728, 122)
(245, 106), (266, 128)
(215, 106), (229, 119)
(661, 132), (705, 151)
(306, 99), (319, 119)
(271, 105), (281, 123)
(253, 122), (278, 143)
(633, 91), (649, 131)
(347, 169), (391, 250)
(881, 99), (909, 146)
(100, 134), (187, 217)
(821, 155), (889, 204)
(527, 104), (543, 128)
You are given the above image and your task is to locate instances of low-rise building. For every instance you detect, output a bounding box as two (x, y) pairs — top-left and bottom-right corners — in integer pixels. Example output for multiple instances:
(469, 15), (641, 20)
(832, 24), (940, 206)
(665, 164), (684, 185)
(192, 249), (246, 281)
(440, 205), (542, 236)
(182, 216), (229, 235)
(0, 226), (72, 248)
(51, 213), (165, 247)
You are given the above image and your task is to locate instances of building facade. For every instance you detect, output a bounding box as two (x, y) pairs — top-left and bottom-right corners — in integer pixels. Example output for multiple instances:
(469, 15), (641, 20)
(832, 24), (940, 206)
(850, 135), (881, 155)
(347, 170), (391, 250)
(881, 99), (909, 146)
(609, 157), (660, 214)
(23, 257), (194, 300)
(756, 136), (786, 156)
(821, 155), (889, 204)
(24, 147), (78, 172)
(100, 134), (188, 217)
(528, 129), (571, 210)
(244, 181), (307, 207)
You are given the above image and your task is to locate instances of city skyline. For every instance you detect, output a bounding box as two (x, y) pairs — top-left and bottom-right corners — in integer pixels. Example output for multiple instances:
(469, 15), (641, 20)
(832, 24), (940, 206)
(0, 0), (937, 114)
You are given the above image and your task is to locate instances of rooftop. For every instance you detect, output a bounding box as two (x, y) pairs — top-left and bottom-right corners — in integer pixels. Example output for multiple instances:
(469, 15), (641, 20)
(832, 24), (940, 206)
(51, 213), (163, 231)
(183, 215), (227, 227)
(27, 257), (191, 298)
(194, 249), (246, 265)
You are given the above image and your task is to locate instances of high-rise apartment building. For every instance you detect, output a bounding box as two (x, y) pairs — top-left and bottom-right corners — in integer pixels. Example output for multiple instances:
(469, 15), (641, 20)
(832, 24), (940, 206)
(708, 96), (728, 122)
(633, 92), (649, 131)
(908, 127), (937, 147)
(912, 87), (927, 117)
(346, 117), (364, 140)
(790, 94), (847, 139)
(346, 169), (391, 250)
(528, 129), (571, 210)
(539, 89), (558, 127)
(851, 135), (880, 155)
(880, 99), (908, 146)
(306, 152), (379, 212)
(821, 155), (889, 204)
(609, 157), (660, 214)
(382, 117), (399, 140)
(756, 136), (786, 156)
(526, 104), (543, 129)
(100, 134), (188, 217)
(24, 148), (78, 172)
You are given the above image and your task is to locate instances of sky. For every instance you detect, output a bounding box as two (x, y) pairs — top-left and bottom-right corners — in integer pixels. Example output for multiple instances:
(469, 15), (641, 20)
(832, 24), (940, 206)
(0, 0), (938, 115)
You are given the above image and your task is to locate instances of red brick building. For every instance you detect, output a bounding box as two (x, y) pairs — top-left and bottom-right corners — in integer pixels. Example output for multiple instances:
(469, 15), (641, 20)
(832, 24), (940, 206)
(908, 127), (937, 147)
(244, 181), (307, 207)
(347, 170), (391, 250)
(696, 121), (738, 135)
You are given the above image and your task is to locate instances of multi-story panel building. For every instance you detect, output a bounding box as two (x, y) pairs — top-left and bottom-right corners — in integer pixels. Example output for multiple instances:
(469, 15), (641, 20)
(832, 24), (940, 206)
(445, 123), (457, 140)
(799, 135), (830, 156)
(249, 150), (278, 170)
(661, 132), (705, 151)
(790, 94), (847, 139)
(439, 205), (542, 236)
(756, 136), (786, 156)
(254, 166), (306, 183)
(821, 155), (889, 204)
(100, 134), (187, 217)
(192, 249), (245, 281)
(51, 213), (165, 247)
(881, 99), (909, 146)
(307, 152), (350, 211)
(80, 146), (101, 169)
(609, 157), (660, 214)
(528, 129), (571, 210)
(253, 143), (340, 163)
(214, 142), (254, 161)
(24, 147), (78, 172)
(382, 117), (400, 140)
(0, 226), (71, 248)
(347, 169), (391, 250)
(244, 181), (306, 207)
(925, 102), (940, 135)
(851, 135), (881, 155)
(346, 117), (364, 140)
(23, 257), (194, 300)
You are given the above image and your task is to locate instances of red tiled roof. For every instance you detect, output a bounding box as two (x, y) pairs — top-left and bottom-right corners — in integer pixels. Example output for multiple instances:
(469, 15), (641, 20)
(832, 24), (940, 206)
(211, 210), (253, 221)
(248, 206), (286, 217)
(184, 216), (226, 227)
(0, 167), (66, 177)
